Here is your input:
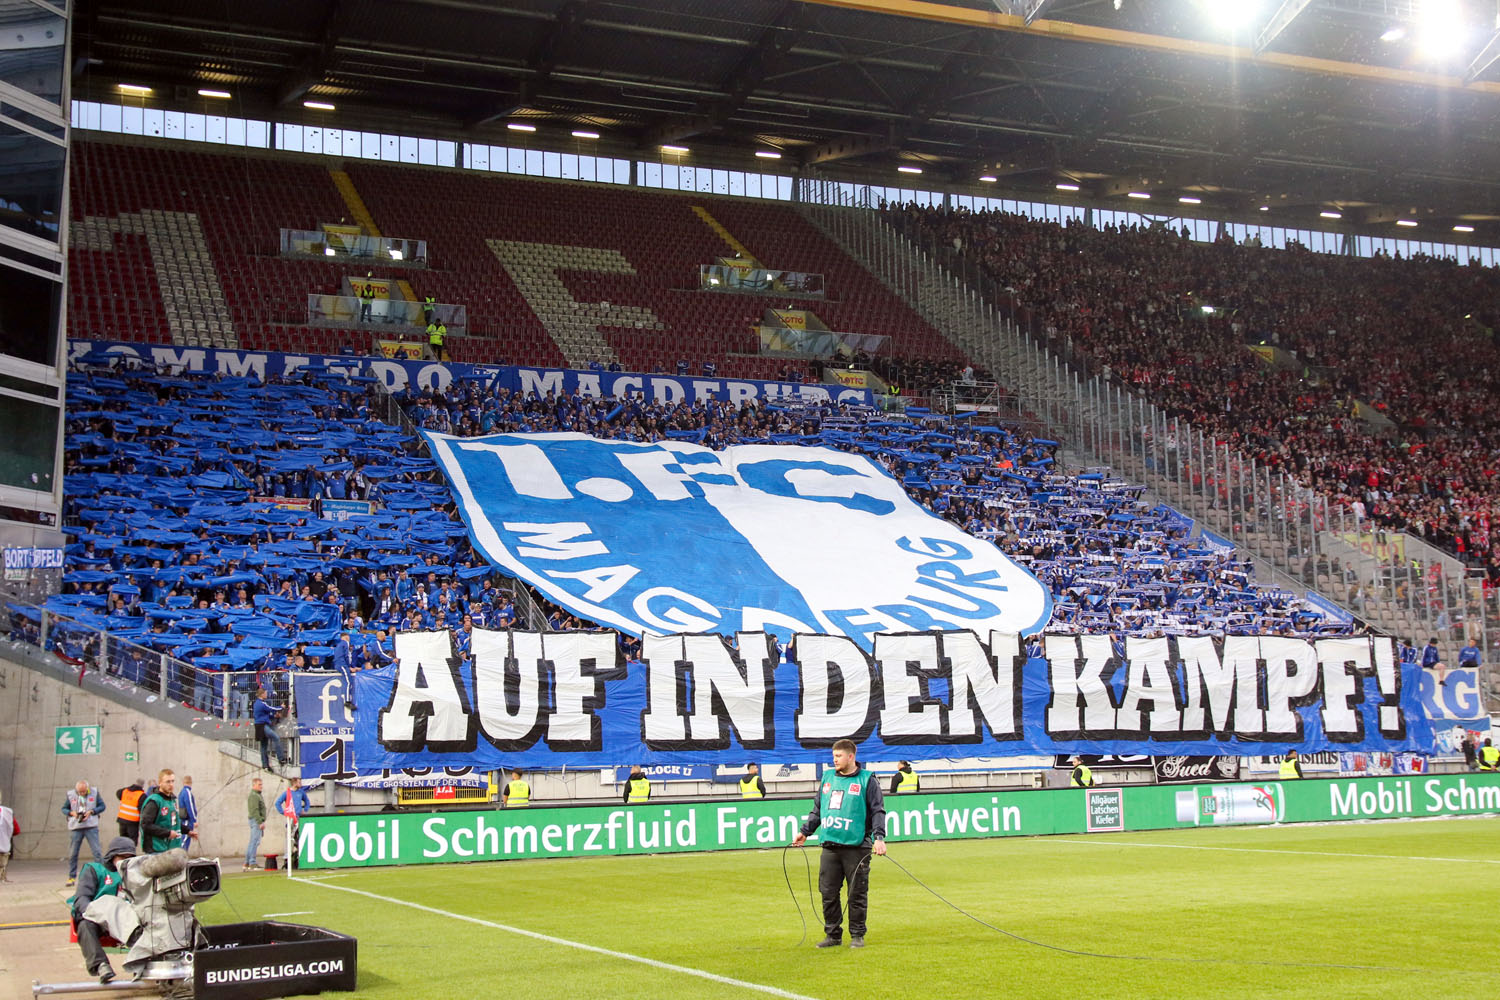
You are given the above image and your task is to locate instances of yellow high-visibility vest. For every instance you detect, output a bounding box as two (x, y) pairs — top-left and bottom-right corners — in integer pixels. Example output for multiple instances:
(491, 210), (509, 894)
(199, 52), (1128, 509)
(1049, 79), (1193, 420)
(896, 770), (920, 793)
(1481, 746), (1499, 771)
(1070, 765), (1094, 788)
(627, 777), (651, 803)
(738, 776), (763, 799)
(1279, 758), (1301, 779)
(506, 779), (530, 807)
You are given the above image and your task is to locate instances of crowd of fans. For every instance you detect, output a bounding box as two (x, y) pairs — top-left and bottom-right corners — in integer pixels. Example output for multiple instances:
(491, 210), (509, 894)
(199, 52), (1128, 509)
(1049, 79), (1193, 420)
(888, 204), (1500, 580)
(30, 356), (1349, 720)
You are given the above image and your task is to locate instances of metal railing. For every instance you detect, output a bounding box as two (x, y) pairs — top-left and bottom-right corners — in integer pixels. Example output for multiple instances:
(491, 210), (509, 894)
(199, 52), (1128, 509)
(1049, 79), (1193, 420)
(793, 184), (1499, 703)
(699, 264), (825, 297)
(307, 294), (468, 335)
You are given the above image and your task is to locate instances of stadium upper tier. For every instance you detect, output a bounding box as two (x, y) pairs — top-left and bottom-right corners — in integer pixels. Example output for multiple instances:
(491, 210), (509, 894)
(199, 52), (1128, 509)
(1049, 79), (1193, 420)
(890, 205), (1500, 581)
(66, 139), (955, 382)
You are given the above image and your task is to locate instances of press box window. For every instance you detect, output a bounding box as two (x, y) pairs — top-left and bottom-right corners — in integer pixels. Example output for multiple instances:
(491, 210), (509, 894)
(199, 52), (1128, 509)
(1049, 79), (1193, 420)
(0, 260), (61, 365)
(0, 390), (57, 492)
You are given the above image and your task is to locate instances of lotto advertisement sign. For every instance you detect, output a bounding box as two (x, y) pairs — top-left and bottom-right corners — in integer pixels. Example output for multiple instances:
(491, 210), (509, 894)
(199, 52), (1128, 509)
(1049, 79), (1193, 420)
(295, 772), (1500, 869)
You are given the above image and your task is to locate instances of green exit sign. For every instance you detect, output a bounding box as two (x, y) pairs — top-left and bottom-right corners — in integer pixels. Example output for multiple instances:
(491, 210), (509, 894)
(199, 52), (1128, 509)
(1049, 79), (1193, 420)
(55, 725), (101, 756)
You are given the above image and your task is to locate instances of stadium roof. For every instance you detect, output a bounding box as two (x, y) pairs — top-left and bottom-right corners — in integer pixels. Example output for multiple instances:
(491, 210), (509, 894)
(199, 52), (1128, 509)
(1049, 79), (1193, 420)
(72, 0), (1500, 228)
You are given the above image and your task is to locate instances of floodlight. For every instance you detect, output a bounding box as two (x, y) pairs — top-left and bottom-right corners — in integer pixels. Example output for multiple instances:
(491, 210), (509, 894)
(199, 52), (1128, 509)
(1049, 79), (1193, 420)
(1056, 182), (1080, 191)
(1417, 0), (1465, 60)
(897, 165), (923, 174)
(1179, 196), (1202, 204)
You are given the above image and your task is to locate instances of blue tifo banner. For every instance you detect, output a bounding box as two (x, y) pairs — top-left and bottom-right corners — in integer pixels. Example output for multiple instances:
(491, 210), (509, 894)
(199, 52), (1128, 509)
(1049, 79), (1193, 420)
(69, 340), (873, 406)
(426, 432), (1052, 646)
(352, 630), (1434, 770)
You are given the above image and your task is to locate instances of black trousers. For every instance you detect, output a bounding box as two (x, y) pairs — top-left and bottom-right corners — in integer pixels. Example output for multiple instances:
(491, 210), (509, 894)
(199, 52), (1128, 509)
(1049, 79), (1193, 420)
(818, 844), (872, 939)
(76, 917), (110, 974)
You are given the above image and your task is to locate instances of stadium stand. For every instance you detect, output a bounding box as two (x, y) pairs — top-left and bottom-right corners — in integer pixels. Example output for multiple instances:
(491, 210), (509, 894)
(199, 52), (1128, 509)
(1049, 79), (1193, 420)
(887, 204), (1500, 583)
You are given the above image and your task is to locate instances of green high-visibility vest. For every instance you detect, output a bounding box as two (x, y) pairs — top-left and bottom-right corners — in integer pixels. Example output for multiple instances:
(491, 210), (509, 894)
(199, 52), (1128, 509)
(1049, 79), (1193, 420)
(817, 769), (869, 846)
(627, 777), (651, 803)
(506, 780), (530, 807)
(140, 792), (182, 853)
(738, 776), (763, 799)
(67, 862), (120, 911)
(1482, 746), (1499, 771)
(896, 770), (920, 793)
(428, 324), (445, 346)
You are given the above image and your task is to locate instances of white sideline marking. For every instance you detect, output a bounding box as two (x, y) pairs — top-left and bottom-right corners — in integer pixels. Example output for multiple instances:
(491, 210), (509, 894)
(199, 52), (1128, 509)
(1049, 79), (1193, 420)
(1053, 838), (1500, 864)
(292, 877), (825, 1000)
(262, 910), (314, 917)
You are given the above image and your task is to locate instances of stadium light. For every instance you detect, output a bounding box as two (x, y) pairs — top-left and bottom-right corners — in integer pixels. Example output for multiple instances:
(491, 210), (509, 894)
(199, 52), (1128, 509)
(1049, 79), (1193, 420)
(1319, 210), (1342, 219)
(1381, 26), (1407, 42)
(507, 122), (537, 132)
(1055, 182), (1080, 191)
(571, 130), (600, 139)
(979, 175), (997, 183)
(324, 247), (336, 256)
(388, 249), (404, 261)
(1454, 224), (1476, 232)
(1259, 204), (1270, 211)
(1200, 0), (1259, 34)
(117, 83), (152, 95)
(303, 100), (335, 111)
(196, 89), (231, 100)
(1127, 191), (1151, 199)
(1179, 196), (1202, 205)
(661, 144), (689, 155)
(1396, 219), (1419, 227)
(755, 150), (782, 159)
(1417, 0), (1466, 61)
(897, 165), (923, 174)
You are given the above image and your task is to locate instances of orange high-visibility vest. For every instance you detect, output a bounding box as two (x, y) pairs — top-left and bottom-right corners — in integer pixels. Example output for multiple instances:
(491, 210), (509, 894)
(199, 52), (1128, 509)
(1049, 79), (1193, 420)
(118, 788), (143, 823)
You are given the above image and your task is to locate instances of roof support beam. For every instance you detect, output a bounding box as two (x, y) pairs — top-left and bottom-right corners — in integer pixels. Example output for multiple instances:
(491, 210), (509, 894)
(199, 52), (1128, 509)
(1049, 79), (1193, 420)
(1254, 0), (1313, 55)
(274, 0), (345, 106)
(466, 0), (591, 128)
(1466, 27), (1500, 83)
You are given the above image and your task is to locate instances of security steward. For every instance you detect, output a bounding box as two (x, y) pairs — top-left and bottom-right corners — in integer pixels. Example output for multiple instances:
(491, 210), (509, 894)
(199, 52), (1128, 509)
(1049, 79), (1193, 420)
(422, 294), (437, 327)
(739, 763), (766, 799)
(357, 276), (376, 322)
(1481, 739), (1499, 771)
(115, 779), (144, 842)
(889, 761), (919, 794)
(502, 768), (530, 808)
(1279, 749), (1305, 779)
(138, 768), (183, 852)
(790, 739), (887, 949)
(623, 765), (651, 803)
(70, 836), (137, 984)
(1069, 756), (1096, 788)
(426, 319), (447, 361)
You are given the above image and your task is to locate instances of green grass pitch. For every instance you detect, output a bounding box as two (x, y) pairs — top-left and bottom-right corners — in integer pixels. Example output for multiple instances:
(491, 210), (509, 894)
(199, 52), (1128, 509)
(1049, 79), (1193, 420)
(199, 818), (1500, 1000)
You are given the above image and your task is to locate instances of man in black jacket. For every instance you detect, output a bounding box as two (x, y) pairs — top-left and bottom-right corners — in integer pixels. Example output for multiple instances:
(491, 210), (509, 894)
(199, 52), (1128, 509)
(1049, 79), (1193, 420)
(71, 836), (137, 983)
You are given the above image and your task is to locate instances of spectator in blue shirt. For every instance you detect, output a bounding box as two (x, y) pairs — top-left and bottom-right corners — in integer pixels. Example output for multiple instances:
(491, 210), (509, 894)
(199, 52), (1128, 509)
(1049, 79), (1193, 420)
(1457, 640), (1481, 673)
(253, 689), (286, 770)
(1421, 638), (1446, 686)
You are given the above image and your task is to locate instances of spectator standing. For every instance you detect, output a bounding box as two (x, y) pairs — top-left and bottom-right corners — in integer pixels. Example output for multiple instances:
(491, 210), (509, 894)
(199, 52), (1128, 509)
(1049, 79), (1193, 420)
(275, 778), (311, 869)
(623, 766), (651, 804)
(1279, 750), (1305, 779)
(254, 688), (286, 771)
(177, 775), (198, 853)
(888, 761), (920, 795)
(245, 776), (266, 871)
(63, 779), (105, 885)
(739, 763), (766, 799)
(0, 789), (16, 882)
(1069, 756), (1096, 788)
(1481, 738), (1499, 772)
(501, 768), (530, 808)
(114, 778), (144, 843)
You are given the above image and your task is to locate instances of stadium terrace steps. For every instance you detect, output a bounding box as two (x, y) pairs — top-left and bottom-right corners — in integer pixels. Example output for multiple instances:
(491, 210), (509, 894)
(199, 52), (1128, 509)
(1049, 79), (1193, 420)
(329, 168), (382, 237)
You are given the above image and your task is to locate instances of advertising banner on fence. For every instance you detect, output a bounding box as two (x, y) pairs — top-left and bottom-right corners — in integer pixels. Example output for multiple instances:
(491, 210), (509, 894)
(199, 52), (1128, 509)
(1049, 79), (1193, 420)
(70, 341), (874, 407)
(296, 771), (1500, 869)
(354, 629), (1433, 770)
(426, 432), (1052, 648)
(1151, 756), (1241, 784)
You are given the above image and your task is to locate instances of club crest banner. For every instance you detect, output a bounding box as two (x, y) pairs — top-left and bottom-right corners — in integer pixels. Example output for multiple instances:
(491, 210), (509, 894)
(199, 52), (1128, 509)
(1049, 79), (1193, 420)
(427, 432), (1053, 647)
(353, 629), (1434, 770)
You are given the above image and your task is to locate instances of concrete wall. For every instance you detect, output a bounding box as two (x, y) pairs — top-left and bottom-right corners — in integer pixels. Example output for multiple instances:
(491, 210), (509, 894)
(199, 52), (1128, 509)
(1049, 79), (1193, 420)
(0, 649), (296, 867)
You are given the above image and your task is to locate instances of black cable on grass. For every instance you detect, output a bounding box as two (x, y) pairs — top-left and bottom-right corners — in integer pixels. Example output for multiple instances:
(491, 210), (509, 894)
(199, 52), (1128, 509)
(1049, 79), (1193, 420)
(781, 845), (874, 947)
(880, 853), (1424, 973)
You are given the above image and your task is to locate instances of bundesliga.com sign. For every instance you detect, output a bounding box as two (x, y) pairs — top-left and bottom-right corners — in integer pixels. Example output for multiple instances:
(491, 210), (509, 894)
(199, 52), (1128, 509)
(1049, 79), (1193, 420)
(295, 772), (1500, 869)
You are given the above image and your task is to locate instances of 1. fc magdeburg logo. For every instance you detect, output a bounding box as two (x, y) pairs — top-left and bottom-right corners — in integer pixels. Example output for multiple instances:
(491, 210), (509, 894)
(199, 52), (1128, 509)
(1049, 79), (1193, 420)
(428, 432), (1051, 648)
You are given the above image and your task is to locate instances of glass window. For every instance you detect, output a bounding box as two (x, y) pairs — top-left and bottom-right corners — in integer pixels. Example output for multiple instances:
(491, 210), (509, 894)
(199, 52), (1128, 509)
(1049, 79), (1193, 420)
(0, 119), (62, 241)
(396, 135), (415, 162)
(745, 172), (761, 199)
(524, 149), (542, 175)
(0, 392), (59, 493)
(304, 127), (324, 155)
(577, 155), (596, 182)
(641, 161), (661, 188)
(246, 119), (268, 148)
(542, 150), (560, 177)
(438, 140), (455, 168)
(728, 171), (744, 197)
(0, 261), (60, 365)
(0, 4), (65, 108)
(204, 115), (224, 143)
(418, 138), (436, 165)
(380, 134), (398, 161)
(775, 176), (791, 200)
(558, 153), (576, 179)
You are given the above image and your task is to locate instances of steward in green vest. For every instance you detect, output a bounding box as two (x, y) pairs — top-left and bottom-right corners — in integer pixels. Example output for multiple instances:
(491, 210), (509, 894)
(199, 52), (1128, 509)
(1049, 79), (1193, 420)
(422, 295), (436, 326)
(71, 836), (136, 983)
(1279, 750), (1304, 779)
(503, 769), (530, 807)
(427, 320), (446, 359)
(1481, 740), (1498, 771)
(890, 761), (919, 794)
(739, 763), (765, 799)
(790, 739), (887, 949)
(1069, 757), (1095, 788)
(138, 770), (183, 853)
(623, 765), (651, 803)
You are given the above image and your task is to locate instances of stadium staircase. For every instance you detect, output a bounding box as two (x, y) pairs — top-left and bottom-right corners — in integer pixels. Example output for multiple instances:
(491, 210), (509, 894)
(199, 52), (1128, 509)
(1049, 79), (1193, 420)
(798, 199), (1493, 695)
